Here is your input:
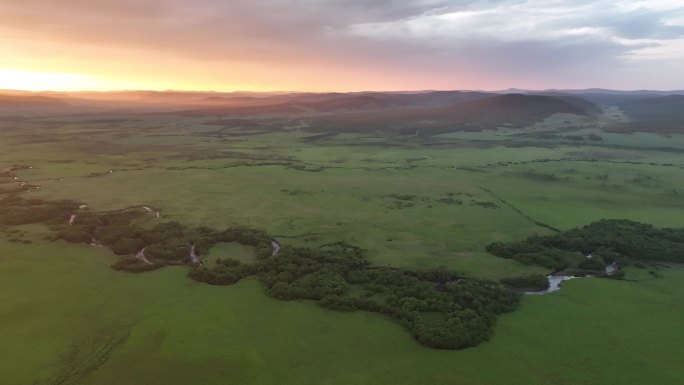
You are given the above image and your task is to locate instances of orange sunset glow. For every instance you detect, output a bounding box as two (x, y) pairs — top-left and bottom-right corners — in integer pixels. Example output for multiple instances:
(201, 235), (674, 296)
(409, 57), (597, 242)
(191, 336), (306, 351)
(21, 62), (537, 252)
(1, 0), (683, 92)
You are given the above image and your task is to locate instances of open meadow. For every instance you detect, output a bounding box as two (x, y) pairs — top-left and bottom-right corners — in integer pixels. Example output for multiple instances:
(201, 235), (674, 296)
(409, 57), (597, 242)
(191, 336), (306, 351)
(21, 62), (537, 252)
(2, 235), (684, 385)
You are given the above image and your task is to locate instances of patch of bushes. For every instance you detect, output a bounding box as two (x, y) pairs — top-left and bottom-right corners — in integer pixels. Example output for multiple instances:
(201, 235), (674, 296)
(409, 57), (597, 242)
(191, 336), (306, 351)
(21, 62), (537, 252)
(487, 219), (684, 272)
(500, 274), (550, 290)
(111, 257), (163, 273)
(146, 239), (191, 261)
(111, 238), (145, 255)
(0, 196), (79, 225)
(58, 227), (92, 243)
(471, 201), (499, 209)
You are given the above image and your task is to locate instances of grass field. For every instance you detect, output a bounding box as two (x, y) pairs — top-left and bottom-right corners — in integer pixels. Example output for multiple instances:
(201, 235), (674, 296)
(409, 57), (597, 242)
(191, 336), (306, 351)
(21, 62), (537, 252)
(1, 240), (683, 385)
(1, 112), (684, 384)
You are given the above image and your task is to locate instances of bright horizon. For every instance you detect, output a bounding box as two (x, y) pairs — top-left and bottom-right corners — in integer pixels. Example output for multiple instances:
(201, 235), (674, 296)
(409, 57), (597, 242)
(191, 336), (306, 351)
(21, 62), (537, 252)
(3, 67), (684, 94)
(1, 1), (683, 92)
(2, 67), (682, 95)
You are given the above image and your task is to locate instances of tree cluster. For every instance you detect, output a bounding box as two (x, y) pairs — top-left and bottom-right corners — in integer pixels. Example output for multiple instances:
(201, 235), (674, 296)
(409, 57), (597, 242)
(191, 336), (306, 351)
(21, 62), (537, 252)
(0, 196), (79, 226)
(487, 219), (684, 272)
(195, 242), (518, 349)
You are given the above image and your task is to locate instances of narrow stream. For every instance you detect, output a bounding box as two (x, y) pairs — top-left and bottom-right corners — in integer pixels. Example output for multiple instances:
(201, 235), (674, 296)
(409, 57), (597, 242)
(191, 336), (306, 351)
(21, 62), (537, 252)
(526, 263), (620, 295)
(525, 276), (578, 295)
(135, 248), (153, 265)
(189, 244), (201, 264)
(271, 239), (281, 257)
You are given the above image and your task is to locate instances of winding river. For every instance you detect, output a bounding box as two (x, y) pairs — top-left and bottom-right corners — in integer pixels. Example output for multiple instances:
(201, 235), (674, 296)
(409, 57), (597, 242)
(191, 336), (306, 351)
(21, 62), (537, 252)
(525, 275), (578, 295)
(526, 263), (620, 295)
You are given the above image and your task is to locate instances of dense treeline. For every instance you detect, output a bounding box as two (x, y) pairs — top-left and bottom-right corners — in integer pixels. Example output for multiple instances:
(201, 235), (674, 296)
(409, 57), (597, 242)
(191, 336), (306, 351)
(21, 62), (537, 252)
(191, 241), (519, 349)
(0, 195), (518, 350)
(487, 219), (684, 271)
(0, 195), (79, 225)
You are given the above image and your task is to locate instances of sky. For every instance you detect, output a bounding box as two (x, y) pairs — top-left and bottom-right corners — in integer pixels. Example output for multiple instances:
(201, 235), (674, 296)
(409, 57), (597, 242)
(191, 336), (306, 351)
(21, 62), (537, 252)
(1, 0), (683, 92)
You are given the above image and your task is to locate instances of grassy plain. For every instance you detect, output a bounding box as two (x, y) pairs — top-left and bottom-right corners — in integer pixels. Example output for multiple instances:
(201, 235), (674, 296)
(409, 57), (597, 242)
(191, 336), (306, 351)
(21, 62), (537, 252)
(1, 111), (684, 384)
(1, 240), (683, 385)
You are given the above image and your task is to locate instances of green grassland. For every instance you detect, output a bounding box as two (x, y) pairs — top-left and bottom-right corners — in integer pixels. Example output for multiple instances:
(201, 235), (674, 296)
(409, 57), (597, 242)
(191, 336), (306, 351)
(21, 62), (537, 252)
(1, 111), (684, 384)
(204, 242), (257, 265)
(1, 240), (683, 385)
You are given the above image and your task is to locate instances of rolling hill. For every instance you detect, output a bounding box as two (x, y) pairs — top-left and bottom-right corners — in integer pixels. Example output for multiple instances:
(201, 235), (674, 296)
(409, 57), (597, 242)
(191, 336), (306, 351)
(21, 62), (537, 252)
(618, 95), (684, 121)
(0, 94), (69, 107)
(177, 91), (498, 116)
(362, 90), (494, 107)
(307, 94), (599, 135)
(602, 95), (684, 134)
(179, 95), (399, 116)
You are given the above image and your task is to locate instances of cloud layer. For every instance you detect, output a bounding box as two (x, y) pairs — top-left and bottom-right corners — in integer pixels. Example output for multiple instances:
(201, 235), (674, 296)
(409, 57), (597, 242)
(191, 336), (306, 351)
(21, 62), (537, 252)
(0, 0), (682, 90)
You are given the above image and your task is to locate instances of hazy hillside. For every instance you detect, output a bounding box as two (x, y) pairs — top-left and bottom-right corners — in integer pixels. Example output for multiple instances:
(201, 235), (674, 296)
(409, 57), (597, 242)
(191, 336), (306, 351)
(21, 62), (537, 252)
(271, 92), (350, 102)
(599, 95), (684, 134)
(0, 94), (69, 107)
(307, 94), (598, 135)
(300, 95), (396, 112)
(361, 91), (494, 107)
(5, 89), (684, 137)
(180, 95), (399, 116)
(618, 95), (684, 121)
(493, 89), (684, 107)
(179, 101), (310, 116)
(531, 92), (602, 114)
(284, 90), (494, 108)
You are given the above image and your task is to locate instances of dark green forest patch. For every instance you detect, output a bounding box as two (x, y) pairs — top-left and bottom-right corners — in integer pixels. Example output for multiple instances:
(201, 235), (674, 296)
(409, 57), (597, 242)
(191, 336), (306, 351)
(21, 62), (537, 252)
(487, 219), (684, 274)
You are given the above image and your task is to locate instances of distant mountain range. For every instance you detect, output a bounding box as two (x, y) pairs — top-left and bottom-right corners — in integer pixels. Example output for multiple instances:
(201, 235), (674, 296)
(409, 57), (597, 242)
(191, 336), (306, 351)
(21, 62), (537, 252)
(2, 88), (684, 134)
(179, 91), (496, 117)
(307, 94), (599, 134)
(0, 94), (69, 107)
(495, 88), (684, 96)
(617, 95), (684, 121)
